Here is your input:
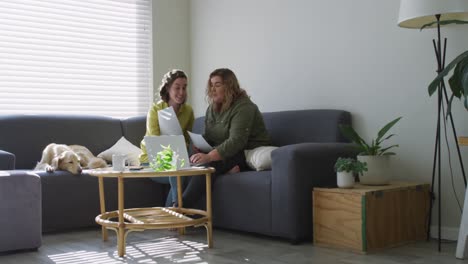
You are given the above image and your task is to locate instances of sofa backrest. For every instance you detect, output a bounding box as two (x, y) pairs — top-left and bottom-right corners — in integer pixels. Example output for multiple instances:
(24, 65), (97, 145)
(0, 115), (123, 169)
(0, 109), (351, 169)
(192, 109), (351, 147)
(121, 116), (146, 148)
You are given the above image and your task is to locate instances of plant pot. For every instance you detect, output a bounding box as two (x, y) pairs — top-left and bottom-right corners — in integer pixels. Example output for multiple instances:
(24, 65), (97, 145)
(337, 171), (355, 188)
(357, 155), (391, 185)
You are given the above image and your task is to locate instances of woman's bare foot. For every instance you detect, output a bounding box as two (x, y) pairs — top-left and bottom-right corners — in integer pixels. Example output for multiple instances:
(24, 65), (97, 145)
(227, 165), (240, 174)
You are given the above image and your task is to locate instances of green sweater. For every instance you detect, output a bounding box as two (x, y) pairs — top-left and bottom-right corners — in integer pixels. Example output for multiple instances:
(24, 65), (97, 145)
(204, 97), (271, 159)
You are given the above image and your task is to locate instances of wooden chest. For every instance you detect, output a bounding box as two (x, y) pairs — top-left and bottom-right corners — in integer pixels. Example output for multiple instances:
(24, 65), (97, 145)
(313, 182), (430, 253)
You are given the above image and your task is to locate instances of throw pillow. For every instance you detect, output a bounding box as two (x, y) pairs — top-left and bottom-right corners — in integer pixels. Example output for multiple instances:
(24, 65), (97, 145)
(244, 146), (278, 171)
(98, 137), (142, 166)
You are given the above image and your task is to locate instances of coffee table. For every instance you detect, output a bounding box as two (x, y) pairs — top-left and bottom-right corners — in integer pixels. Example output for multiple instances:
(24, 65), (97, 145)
(87, 166), (215, 257)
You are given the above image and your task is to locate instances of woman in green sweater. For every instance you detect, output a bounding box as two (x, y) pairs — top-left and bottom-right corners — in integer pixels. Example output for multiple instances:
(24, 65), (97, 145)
(140, 69), (194, 206)
(183, 68), (271, 207)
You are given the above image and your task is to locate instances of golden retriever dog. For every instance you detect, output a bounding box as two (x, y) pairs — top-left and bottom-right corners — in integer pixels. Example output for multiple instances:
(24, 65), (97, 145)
(34, 143), (107, 174)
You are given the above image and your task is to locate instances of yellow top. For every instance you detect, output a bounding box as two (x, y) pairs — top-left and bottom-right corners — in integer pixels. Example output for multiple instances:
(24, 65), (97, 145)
(139, 101), (194, 163)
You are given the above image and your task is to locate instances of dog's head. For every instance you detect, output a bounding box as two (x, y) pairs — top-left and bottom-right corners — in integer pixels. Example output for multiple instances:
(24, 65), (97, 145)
(55, 151), (82, 174)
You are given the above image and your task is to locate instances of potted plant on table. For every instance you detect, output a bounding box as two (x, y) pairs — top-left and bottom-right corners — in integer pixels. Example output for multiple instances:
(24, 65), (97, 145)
(334, 157), (367, 188)
(150, 144), (185, 172)
(339, 117), (402, 185)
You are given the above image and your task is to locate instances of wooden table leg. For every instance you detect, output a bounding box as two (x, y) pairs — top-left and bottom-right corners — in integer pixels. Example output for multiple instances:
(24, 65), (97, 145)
(177, 175), (185, 235)
(205, 172), (213, 248)
(117, 176), (126, 257)
(177, 175), (183, 207)
(98, 177), (108, 241)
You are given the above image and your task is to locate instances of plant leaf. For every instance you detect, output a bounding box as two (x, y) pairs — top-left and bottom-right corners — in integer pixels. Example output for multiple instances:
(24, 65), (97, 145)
(463, 63), (468, 110)
(379, 144), (399, 154)
(339, 125), (368, 147)
(420, 20), (468, 31)
(377, 133), (395, 145)
(376, 117), (402, 143)
(449, 62), (463, 98)
(429, 51), (468, 96)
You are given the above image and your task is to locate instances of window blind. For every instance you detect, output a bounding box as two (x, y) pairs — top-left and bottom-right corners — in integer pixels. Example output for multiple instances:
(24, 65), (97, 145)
(0, 0), (152, 118)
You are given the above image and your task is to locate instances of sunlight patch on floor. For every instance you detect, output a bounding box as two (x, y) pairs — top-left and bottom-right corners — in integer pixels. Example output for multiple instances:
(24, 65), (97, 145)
(47, 236), (208, 264)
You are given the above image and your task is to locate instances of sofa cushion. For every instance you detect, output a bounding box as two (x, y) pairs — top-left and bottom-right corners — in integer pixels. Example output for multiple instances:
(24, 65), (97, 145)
(213, 170), (272, 235)
(262, 109), (351, 146)
(245, 146), (278, 171)
(97, 136), (142, 166)
(38, 170), (164, 232)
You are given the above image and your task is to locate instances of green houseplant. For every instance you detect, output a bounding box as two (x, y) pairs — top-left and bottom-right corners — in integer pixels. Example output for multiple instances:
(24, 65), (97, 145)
(428, 50), (468, 113)
(334, 158), (368, 175)
(334, 158), (367, 189)
(422, 20), (468, 113)
(150, 144), (185, 172)
(339, 117), (402, 185)
(339, 117), (402, 156)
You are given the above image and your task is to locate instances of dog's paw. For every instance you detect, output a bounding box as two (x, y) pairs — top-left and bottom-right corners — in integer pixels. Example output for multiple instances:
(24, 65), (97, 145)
(45, 165), (56, 173)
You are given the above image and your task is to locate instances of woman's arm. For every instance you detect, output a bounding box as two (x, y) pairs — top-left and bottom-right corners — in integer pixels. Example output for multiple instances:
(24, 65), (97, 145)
(189, 148), (222, 164)
(215, 104), (256, 158)
(146, 104), (162, 136)
(182, 106), (195, 146)
(190, 103), (256, 163)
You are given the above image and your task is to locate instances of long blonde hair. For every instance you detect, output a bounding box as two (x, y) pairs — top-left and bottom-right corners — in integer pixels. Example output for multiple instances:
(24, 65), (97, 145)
(206, 68), (247, 112)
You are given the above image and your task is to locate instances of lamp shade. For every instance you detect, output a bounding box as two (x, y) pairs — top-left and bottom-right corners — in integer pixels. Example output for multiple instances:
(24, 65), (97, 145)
(398, 0), (468, 28)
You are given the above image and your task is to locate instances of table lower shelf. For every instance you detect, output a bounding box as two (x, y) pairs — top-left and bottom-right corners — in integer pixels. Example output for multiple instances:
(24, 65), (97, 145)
(96, 207), (209, 230)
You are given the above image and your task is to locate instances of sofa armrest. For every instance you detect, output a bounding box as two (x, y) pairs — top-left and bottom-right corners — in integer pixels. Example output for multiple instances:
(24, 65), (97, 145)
(0, 150), (15, 170)
(270, 142), (358, 242)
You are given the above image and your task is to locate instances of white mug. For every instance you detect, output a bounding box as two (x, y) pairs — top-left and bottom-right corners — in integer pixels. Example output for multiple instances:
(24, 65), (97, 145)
(112, 154), (126, 171)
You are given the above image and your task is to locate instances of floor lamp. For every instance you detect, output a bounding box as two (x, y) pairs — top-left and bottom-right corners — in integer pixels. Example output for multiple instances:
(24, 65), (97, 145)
(398, 0), (468, 251)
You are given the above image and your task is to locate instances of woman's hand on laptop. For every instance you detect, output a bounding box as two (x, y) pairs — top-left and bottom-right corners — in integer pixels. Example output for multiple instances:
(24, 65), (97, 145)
(192, 146), (201, 154)
(190, 153), (211, 165)
(190, 149), (221, 165)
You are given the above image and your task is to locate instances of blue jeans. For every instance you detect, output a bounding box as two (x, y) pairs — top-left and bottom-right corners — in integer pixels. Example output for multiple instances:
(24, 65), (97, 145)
(151, 176), (187, 207)
(141, 163), (187, 206)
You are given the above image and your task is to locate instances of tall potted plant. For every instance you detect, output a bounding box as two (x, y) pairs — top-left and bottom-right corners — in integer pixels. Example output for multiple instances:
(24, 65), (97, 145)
(339, 117), (402, 185)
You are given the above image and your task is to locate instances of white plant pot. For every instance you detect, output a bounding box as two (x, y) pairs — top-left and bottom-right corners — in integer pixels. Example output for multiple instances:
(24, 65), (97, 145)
(357, 155), (391, 185)
(337, 171), (355, 188)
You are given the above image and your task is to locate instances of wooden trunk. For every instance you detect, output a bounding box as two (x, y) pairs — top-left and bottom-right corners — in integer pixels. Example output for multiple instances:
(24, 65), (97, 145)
(313, 182), (430, 253)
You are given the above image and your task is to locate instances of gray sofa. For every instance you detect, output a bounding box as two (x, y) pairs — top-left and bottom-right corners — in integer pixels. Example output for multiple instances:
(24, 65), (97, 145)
(192, 109), (357, 243)
(0, 109), (356, 252)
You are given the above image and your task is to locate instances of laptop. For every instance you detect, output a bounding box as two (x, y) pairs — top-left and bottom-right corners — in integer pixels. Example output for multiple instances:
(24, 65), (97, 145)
(144, 135), (190, 170)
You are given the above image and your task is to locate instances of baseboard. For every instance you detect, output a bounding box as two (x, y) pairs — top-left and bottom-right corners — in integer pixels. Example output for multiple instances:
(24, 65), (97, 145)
(429, 225), (459, 241)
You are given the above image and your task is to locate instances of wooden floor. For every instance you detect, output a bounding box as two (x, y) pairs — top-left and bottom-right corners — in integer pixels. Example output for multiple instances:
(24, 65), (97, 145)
(1, 227), (467, 264)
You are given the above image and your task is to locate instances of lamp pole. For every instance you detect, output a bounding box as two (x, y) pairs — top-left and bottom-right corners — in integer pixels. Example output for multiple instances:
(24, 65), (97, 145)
(427, 14), (467, 252)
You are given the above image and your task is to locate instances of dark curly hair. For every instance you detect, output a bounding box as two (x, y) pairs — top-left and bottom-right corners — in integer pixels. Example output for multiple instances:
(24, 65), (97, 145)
(159, 69), (188, 102)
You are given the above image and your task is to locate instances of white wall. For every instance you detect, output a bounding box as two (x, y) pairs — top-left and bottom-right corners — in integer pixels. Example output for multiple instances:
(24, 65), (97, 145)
(189, 0), (468, 238)
(152, 0), (190, 102)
